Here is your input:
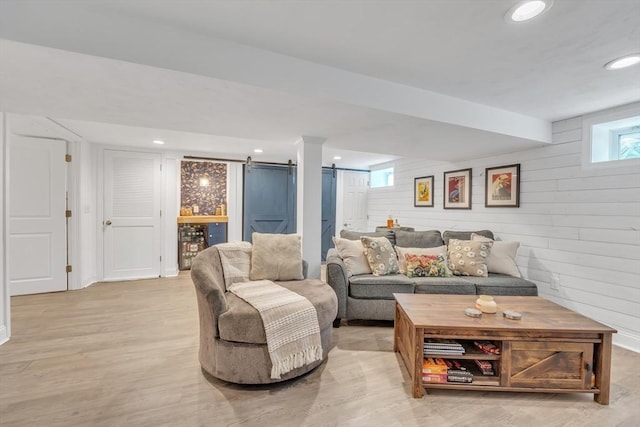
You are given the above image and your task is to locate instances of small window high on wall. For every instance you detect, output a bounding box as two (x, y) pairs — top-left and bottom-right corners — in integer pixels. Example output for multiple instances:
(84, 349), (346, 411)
(370, 167), (394, 188)
(583, 103), (640, 167)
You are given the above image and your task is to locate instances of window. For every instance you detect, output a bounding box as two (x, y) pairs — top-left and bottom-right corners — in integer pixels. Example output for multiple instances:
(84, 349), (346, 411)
(583, 103), (640, 168)
(370, 167), (394, 188)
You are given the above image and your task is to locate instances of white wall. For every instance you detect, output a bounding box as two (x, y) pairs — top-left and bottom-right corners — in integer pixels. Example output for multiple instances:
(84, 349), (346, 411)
(78, 141), (98, 287)
(0, 112), (9, 344)
(368, 107), (640, 352)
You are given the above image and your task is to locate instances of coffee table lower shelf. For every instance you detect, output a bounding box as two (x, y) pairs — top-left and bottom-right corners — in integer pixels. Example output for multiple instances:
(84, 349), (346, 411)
(393, 294), (616, 405)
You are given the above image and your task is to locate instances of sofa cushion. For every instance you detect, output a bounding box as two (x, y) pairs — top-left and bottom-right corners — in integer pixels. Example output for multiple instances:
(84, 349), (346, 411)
(332, 237), (372, 276)
(349, 274), (414, 299)
(361, 236), (399, 276)
(250, 233), (303, 281)
(340, 229), (396, 245)
(395, 230), (444, 248)
(443, 230), (494, 245)
(218, 279), (338, 344)
(461, 274), (538, 296)
(471, 233), (521, 277)
(447, 239), (493, 277)
(412, 277), (477, 294)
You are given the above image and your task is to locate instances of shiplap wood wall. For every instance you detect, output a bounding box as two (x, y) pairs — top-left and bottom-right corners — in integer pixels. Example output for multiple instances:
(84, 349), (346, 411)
(367, 111), (640, 352)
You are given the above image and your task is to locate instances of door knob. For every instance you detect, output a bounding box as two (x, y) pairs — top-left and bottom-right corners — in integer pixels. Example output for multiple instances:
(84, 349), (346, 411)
(105, 220), (112, 226)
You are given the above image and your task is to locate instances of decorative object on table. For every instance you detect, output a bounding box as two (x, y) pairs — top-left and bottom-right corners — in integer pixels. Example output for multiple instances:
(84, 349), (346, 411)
(485, 163), (520, 208)
(464, 307), (482, 318)
(387, 214), (394, 228)
(443, 168), (472, 209)
(503, 310), (522, 320)
(180, 206), (193, 216)
(414, 175), (434, 207)
(475, 295), (498, 313)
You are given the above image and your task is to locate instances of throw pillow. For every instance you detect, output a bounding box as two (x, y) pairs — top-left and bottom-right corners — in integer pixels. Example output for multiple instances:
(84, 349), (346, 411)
(405, 254), (451, 278)
(447, 239), (493, 277)
(332, 237), (372, 277)
(471, 233), (521, 277)
(249, 233), (303, 281)
(360, 236), (399, 276)
(395, 245), (451, 275)
(443, 230), (494, 245)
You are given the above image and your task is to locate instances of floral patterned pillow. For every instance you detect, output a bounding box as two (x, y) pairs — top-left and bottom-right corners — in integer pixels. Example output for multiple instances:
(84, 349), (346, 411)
(447, 239), (493, 277)
(405, 254), (451, 278)
(360, 236), (399, 276)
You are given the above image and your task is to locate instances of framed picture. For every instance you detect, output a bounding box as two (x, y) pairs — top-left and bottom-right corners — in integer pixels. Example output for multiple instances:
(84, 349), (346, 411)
(414, 176), (434, 207)
(485, 164), (520, 207)
(443, 168), (472, 209)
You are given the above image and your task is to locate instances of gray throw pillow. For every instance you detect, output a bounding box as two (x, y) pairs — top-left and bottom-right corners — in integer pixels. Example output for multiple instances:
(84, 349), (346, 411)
(249, 233), (303, 281)
(361, 236), (399, 276)
(340, 229), (396, 245)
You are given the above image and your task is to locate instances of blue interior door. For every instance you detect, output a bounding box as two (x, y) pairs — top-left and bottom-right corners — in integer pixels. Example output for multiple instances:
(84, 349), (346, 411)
(243, 164), (296, 242)
(321, 168), (337, 261)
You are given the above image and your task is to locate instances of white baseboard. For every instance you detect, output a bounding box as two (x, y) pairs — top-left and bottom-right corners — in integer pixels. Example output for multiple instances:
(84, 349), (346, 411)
(164, 267), (179, 277)
(614, 331), (640, 354)
(0, 325), (9, 345)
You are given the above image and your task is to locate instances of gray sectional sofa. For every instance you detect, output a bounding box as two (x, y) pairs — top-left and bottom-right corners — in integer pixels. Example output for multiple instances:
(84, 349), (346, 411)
(326, 229), (538, 325)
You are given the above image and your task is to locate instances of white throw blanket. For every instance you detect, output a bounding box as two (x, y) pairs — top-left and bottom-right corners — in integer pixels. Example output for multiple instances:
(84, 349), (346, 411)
(227, 280), (323, 379)
(216, 241), (252, 289)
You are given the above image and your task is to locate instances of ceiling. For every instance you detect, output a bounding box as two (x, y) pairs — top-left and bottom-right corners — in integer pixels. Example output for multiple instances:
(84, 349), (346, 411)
(1, 0), (638, 168)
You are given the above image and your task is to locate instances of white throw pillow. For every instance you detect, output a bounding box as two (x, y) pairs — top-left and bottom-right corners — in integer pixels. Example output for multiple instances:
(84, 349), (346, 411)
(332, 237), (372, 277)
(471, 233), (521, 277)
(395, 245), (450, 275)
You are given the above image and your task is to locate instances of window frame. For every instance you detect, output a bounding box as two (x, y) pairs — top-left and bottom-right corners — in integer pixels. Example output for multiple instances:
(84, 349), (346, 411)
(582, 103), (640, 169)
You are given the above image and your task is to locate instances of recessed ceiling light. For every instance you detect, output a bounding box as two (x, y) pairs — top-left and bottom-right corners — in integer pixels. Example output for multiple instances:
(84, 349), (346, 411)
(253, 148), (263, 153)
(604, 54), (640, 70)
(333, 156), (342, 160)
(506, 0), (552, 22)
(153, 140), (165, 145)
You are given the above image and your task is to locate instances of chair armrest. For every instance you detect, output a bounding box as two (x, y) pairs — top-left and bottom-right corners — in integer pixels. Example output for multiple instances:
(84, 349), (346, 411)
(326, 248), (348, 319)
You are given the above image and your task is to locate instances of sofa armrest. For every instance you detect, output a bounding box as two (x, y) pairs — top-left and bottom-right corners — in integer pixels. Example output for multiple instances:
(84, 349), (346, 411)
(326, 248), (348, 319)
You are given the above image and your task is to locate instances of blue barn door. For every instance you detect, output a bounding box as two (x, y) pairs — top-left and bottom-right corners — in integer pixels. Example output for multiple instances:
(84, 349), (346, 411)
(243, 164), (296, 242)
(321, 168), (337, 261)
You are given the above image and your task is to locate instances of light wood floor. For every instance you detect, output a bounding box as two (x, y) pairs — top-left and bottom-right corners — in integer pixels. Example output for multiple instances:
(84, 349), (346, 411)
(1, 274), (638, 427)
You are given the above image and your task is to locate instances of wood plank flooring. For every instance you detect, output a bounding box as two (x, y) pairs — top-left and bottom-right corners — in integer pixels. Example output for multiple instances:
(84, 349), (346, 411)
(1, 273), (638, 427)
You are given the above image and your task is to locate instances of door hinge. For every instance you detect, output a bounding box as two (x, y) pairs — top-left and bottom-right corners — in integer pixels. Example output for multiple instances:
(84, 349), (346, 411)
(160, 209), (162, 217)
(65, 154), (72, 162)
(66, 265), (72, 273)
(160, 256), (162, 261)
(65, 210), (72, 218)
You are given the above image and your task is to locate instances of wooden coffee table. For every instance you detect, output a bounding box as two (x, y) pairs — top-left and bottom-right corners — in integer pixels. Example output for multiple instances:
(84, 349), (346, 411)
(393, 294), (616, 404)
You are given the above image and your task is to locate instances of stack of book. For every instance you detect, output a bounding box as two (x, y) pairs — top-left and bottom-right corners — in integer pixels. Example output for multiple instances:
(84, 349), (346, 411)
(422, 358), (448, 383)
(443, 359), (473, 383)
(423, 339), (466, 356)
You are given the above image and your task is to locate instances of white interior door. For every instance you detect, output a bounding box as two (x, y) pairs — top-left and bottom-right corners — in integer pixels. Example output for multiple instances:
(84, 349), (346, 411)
(341, 171), (368, 231)
(9, 136), (67, 295)
(103, 150), (161, 281)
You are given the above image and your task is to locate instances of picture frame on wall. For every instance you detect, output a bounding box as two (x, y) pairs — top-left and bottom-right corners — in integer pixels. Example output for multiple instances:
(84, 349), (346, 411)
(414, 175), (434, 207)
(443, 168), (472, 209)
(485, 164), (520, 208)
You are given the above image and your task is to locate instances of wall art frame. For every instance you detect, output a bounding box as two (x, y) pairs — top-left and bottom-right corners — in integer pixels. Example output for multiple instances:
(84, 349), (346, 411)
(443, 168), (472, 209)
(485, 163), (520, 208)
(414, 175), (434, 207)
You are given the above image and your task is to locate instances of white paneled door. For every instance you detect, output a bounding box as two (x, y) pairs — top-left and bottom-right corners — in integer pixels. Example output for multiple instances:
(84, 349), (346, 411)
(341, 171), (368, 231)
(103, 150), (161, 281)
(9, 136), (67, 295)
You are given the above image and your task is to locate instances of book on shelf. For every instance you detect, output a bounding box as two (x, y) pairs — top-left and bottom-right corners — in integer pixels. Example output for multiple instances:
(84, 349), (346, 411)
(473, 340), (501, 355)
(423, 358), (448, 374)
(423, 373), (448, 383)
(447, 374), (473, 383)
(474, 359), (495, 375)
(423, 349), (465, 355)
(423, 339), (465, 349)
